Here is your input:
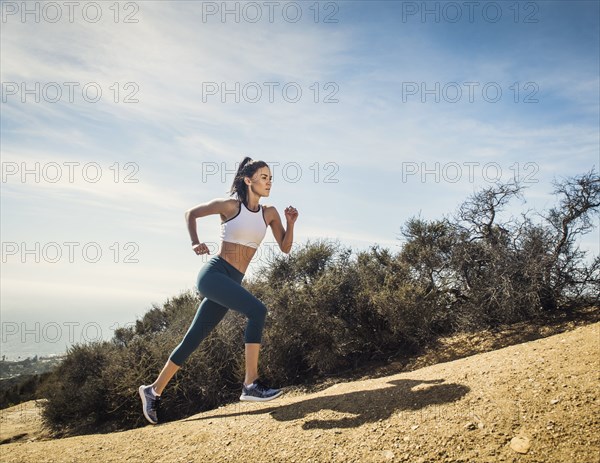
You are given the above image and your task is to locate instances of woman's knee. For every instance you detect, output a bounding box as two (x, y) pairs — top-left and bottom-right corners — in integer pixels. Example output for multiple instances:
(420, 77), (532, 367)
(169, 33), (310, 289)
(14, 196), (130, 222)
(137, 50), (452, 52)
(168, 345), (189, 367)
(251, 301), (267, 323)
(245, 302), (267, 344)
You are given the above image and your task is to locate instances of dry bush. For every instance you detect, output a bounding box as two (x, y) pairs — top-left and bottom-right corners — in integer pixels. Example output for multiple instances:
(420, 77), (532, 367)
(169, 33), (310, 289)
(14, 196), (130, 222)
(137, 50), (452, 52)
(38, 171), (599, 436)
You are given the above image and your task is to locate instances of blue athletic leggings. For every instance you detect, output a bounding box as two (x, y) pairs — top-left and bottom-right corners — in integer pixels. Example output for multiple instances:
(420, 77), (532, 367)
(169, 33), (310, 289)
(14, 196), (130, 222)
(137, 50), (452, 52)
(168, 255), (267, 366)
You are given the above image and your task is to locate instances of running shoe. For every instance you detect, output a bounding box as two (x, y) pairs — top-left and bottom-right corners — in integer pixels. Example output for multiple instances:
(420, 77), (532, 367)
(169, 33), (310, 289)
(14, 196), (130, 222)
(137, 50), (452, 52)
(138, 385), (161, 424)
(240, 379), (283, 402)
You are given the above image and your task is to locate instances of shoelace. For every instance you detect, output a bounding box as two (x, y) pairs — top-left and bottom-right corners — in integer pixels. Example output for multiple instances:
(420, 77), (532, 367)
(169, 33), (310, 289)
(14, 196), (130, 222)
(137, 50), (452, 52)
(252, 380), (271, 393)
(149, 395), (161, 412)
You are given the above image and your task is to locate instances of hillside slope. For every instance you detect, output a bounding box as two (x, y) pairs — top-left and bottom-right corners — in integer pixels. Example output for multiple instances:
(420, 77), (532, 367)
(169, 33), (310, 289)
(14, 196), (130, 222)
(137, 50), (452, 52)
(2, 322), (599, 463)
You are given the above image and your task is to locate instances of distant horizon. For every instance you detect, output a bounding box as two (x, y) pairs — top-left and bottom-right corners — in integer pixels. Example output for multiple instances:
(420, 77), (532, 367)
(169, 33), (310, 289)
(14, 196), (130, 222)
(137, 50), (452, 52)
(1, 352), (66, 363)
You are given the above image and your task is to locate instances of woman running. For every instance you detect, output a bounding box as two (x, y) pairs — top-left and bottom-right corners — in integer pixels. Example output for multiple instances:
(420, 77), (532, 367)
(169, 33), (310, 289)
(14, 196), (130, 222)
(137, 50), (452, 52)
(139, 156), (298, 425)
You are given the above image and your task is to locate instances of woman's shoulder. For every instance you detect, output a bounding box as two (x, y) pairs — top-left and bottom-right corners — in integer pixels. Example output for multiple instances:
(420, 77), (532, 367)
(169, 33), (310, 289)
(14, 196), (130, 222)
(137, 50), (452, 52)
(216, 198), (242, 222)
(210, 197), (240, 216)
(261, 203), (278, 223)
(221, 197), (241, 205)
(206, 197), (239, 205)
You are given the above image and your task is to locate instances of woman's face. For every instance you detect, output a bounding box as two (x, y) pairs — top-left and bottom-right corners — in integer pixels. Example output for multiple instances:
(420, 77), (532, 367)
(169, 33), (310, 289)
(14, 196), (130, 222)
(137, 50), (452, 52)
(247, 166), (272, 197)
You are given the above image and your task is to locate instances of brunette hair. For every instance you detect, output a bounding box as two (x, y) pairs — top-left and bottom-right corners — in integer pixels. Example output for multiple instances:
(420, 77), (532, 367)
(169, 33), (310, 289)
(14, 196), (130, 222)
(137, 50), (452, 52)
(228, 156), (269, 206)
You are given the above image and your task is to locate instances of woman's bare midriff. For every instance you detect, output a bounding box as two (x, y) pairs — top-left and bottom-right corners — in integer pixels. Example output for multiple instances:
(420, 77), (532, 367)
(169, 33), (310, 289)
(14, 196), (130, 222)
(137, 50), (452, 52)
(217, 241), (258, 275)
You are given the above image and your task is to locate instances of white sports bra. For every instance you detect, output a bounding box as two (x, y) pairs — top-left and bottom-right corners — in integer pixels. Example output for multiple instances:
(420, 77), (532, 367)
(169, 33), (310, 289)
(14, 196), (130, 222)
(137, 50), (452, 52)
(220, 200), (268, 249)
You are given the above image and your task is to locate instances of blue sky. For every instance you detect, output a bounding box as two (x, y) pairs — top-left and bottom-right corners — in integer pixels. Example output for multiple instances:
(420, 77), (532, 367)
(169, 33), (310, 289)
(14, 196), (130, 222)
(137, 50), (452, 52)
(1, 1), (599, 359)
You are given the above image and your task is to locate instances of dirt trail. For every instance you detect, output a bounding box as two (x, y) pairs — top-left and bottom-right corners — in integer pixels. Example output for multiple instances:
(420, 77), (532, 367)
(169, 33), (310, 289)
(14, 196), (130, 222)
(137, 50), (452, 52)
(1, 322), (599, 463)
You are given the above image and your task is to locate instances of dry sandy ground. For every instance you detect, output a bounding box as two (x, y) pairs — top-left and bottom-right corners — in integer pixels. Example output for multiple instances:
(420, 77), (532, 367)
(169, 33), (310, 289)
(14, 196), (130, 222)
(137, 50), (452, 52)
(1, 322), (598, 463)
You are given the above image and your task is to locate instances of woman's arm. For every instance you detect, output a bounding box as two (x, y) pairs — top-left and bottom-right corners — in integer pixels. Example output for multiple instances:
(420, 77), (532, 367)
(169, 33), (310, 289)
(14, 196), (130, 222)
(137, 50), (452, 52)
(185, 198), (230, 253)
(267, 205), (298, 254)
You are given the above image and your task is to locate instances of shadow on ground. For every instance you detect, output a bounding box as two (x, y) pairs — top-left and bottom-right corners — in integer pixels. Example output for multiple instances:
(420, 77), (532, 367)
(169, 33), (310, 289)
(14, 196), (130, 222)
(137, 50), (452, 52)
(189, 378), (470, 430)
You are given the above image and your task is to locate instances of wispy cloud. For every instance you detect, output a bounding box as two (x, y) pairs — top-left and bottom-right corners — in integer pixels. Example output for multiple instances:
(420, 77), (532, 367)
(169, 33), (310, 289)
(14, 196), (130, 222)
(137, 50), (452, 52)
(1, 1), (598, 330)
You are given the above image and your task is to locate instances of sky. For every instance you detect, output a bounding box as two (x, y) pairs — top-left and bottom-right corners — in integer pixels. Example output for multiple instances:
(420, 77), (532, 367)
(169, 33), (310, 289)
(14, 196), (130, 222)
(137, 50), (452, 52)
(1, 0), (599, 359)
